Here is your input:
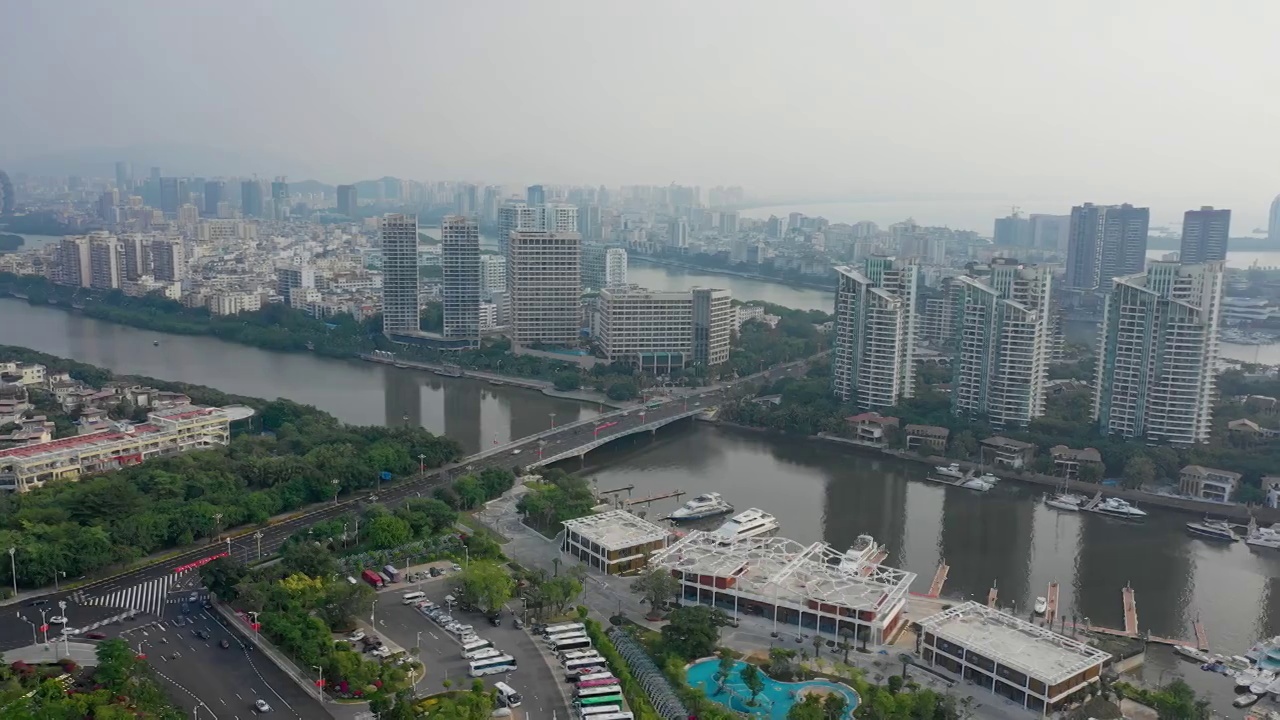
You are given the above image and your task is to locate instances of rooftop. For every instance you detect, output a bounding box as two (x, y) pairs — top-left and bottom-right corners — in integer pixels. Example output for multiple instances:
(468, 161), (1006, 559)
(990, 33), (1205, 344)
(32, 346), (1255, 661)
(982, 436), (1035, 451)
(649, 531), (916, 616)
(562, 509), (670, 551)
(918, 601), (1110, 685)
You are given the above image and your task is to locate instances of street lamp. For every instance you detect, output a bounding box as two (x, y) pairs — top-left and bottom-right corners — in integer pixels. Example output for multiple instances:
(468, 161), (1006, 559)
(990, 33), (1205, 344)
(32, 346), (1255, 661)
(332, 478), (340, 505)
(38, 608), (49, 644)
(225, 536), (232, 558)
(8, 547), (15, 597)
(418, 453), (426, 475)
(312, 665), (324, 702)
(254, 531), (263, 560)
(58, 601), (69, 656)
(248, 611), (260, 642)
(16, 612), (36, 645)
(212, 513), (223, 544)
(549, 412), (556, 429)
(52, 569), (65, 593)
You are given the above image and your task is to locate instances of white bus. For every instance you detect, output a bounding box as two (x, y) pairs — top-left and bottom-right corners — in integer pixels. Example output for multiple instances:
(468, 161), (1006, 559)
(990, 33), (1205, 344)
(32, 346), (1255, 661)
(590, 714), (634, 720)
(469, 654), (517, 678)
(560, 649), (601, 664)
(577, 685), (624, 700)
(494, 682), (523, 708)
(576, 672), (615, 683)
(578, 706), (623, 718)
(544, 629), (588, 645)
(563, 655), (605, 673)
(542, 622), (585, 637)
(460, 638), (494, 658)
(401, 591), (426, 605)
(551, 635), (593, 653)
(465, 648), (503, 663)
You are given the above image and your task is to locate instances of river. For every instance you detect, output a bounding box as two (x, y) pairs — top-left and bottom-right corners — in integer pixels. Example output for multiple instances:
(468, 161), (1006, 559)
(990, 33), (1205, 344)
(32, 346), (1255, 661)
(2, 295), (1279, 705)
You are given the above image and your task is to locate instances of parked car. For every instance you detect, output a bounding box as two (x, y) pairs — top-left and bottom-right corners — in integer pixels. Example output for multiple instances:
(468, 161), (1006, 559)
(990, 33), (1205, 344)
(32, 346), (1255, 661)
(512, 617), (524, 630)
(348, 630), (365, 642)
(85, 632), (107, 640)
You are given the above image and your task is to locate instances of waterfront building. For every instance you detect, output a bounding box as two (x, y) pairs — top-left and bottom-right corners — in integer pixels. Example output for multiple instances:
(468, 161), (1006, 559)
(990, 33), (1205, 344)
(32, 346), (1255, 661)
(507, 230), (581, 345)
(832, 257), (920, 409)
(668, 217), (689, 248)
(1064, 203), (1149, 290)
(380, 213), (421, 335)
(560, 509), (670, 575)
(336, 184), (358, 217)
(541, 204), (579, 234)
(993, 211), (1031, 247)
(582, 245), (629, 291)
(905, 424), (949, 453)
(88, 233), (123, 290)
(1178, 206), (1231, 264)
(55, 235), (92, 288)
(1178, 465), (1240, 502)
(649, 531), (916, 646)
(441, 215), (481, 347)
(149, 238), (184, 283)
(0, 405), (235, 492)
(951, 260), (1053, 428)
(497, 202), (538, 255)
(915, 601), (1108, 713)
(1094, 261), (1224, 444)
(596, 286), (732, 371)
(207, 291), (262, 316)
(1049, 446), (1102, 479)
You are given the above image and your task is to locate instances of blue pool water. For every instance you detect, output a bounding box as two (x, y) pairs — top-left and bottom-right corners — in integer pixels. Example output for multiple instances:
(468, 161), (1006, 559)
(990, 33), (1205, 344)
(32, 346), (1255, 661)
(686, 659), (859, 719)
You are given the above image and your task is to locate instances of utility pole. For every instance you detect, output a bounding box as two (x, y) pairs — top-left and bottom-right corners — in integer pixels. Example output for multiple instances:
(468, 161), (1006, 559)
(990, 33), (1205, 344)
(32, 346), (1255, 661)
(254, 531), (263, 560)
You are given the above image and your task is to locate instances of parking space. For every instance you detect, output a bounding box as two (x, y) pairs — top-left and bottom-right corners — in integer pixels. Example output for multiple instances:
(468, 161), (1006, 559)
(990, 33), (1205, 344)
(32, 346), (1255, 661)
(368, 575), (570, 719)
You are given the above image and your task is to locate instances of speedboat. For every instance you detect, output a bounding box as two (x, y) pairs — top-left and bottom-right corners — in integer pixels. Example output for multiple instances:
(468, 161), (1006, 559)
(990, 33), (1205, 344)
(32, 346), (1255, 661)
(1186, 518), (1238, 542)
(1175, 645), (1210, 663)
(1233, 694), (1259, 708)
(668, 492), (734, 521)
(1247, 636), (1280, 671)
(1090, 497), (1148, 520)
(712, 508), (779, 544)
(1246, 522), (1280, 551)
(1033, 597), (1047, 615)
(1045, 493), (1085, 512)
(934, 463), (965, 479)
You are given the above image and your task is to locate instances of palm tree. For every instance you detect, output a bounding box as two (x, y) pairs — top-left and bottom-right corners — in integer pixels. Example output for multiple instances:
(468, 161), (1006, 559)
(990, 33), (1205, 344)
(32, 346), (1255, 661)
(839, 627), (854, 663)
(813, 633), (824, 660)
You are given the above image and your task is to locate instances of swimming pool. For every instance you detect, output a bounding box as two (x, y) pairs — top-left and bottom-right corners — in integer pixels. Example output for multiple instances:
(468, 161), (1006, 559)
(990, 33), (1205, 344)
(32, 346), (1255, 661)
(686, 658), (859, 719)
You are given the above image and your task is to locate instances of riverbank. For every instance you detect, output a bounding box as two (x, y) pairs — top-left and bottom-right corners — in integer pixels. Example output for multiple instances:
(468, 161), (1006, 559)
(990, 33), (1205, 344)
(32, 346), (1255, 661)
(630, 254), (837, 292)
(359, 353), (628, 408)
(714, 421), (1280, 523)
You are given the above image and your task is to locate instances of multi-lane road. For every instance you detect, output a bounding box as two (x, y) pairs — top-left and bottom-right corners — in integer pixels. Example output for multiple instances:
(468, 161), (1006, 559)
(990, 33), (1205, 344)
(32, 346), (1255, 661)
(0, 356), (814, 709)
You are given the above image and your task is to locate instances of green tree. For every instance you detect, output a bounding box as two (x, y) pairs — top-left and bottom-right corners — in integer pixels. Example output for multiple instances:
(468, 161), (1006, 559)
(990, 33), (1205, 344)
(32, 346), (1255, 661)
(453, 475), (487, 510)
(317, 578), (376, 629)
(606, 381), (638, 401)
(1122, 454), (1155, 490)
(366, 514), (412, 549)
(633, 567), (680, 614)
(457, 561), (515, 614)
(281, 540), (338, 578)
(788, 695), (825, 720)
(740, 662), (765, 706)
(553, 371), (582, 391)
(200, 556), (247, 602)
(660, 605), (725, 660)
(823, 693), (848, 720)
(1078, 462), (1104, 483)
(714, 652), (736, 695)
(948, 431), (978, 459)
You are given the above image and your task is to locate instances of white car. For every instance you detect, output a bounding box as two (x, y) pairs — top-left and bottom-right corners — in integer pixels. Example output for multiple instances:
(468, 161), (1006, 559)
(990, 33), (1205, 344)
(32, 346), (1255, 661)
(49, 616), (67, 624)
(451, 624), (473, 636)
(254, 699), (273, 713)
(347, 630), (365, 642)
(371, 646), (392, 658)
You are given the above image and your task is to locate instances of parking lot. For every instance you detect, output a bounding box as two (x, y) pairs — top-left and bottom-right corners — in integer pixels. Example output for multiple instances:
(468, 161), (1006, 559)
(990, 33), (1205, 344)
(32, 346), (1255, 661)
(118, 591), (325, 719)
(362, 568), (571, 719)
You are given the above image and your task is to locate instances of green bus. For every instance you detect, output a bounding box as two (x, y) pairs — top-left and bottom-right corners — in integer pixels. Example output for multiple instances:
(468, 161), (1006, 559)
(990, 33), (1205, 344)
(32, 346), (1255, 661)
(577, 692), (624, 707)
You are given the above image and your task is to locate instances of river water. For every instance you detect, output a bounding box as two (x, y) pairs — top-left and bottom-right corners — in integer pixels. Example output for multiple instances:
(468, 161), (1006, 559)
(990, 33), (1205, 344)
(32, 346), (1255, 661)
(2, 288), (1279, 701)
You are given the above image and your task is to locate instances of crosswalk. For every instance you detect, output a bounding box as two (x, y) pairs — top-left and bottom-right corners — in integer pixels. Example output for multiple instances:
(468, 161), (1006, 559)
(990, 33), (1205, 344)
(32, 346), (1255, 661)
(70, 572), (187, 618)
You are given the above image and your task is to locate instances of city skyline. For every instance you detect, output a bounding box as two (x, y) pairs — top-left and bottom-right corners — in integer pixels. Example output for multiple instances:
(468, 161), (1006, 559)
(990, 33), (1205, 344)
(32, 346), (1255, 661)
(2, 2), (1278, 212)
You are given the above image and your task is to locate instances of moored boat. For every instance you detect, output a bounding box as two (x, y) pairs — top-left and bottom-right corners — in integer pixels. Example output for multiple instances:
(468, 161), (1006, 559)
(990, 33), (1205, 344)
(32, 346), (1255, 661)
(1033, 597), (1047, 615)
(668, 492), (735, 522)
(1090, 497), (1148, 520)
(1045, 493), (1085, 511)
(1185, 518), (1238, 542)
(934, 463), (965, 479)
(712, 508), (780, 544)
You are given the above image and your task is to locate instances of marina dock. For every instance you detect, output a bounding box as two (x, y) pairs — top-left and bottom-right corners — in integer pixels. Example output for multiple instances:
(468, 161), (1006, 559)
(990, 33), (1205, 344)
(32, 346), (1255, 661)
(1123, 584), (1138, 635)
(625, 489), (685, 506)
(1194, 619), (1208, 651)
(927, 560), (949, 597)
(1045, 581), (1059, 625)
(987, 585), (998, 608)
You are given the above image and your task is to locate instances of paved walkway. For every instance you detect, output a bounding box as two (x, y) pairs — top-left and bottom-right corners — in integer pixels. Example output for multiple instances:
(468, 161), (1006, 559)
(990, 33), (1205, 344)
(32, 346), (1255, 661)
(3, 640), (99, 666)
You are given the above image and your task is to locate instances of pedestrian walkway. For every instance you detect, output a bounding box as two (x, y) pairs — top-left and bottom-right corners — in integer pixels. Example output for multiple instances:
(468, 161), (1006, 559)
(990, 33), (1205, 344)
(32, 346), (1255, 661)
(67, 609), (140, 635)
(69, 570), (192, 618)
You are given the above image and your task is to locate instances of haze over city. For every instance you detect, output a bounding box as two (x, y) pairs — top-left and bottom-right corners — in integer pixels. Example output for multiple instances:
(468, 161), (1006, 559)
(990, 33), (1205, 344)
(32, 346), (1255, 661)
(3, 0), (1279, 226)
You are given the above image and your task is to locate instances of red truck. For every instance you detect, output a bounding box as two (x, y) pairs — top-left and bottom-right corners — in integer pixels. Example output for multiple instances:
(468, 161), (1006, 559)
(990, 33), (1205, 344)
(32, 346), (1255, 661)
(361, 569), (384, 589)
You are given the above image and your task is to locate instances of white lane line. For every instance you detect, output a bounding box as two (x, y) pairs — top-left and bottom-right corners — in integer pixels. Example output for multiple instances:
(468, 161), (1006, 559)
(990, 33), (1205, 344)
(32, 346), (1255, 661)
(205, 610), (294, 712)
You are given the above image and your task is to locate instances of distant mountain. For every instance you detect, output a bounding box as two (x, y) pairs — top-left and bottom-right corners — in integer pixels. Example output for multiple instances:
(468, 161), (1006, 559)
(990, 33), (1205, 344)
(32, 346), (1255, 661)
(291, 179), (336, 196)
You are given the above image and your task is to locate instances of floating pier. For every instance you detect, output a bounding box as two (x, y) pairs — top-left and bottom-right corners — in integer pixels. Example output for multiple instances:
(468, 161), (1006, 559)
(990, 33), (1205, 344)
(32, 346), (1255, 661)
(625, 489), (685, 506)
(927, 560), (949, 597)
(1045, 581), (1060, 626)
(987, 585), (998, 608)
(1193, 619), (1209, 651)
(1122, 584), (1138, 635)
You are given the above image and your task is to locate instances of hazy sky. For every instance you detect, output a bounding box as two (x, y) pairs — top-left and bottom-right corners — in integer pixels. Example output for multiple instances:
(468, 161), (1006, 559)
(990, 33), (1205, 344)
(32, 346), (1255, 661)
(3, 1), (1279, 209)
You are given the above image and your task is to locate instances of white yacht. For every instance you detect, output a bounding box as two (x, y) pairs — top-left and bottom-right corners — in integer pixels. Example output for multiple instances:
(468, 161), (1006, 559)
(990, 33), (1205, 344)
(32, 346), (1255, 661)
(961, 475), (997, 492)
(712, 508), (780, 544)
(1174, 645), (1211, 663)
(837, 534), (884, 573)
(1045, 493), (1086, 512)
(1246, 521), (1280, 551)
(1090, 497), (1148, 520)
(1185, 518), (1238, 543)
(934, 463), (966, 479)
(668, 493), (734, 521)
